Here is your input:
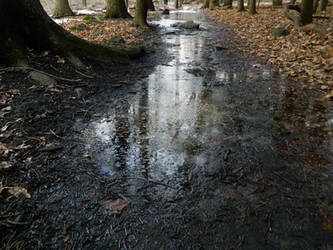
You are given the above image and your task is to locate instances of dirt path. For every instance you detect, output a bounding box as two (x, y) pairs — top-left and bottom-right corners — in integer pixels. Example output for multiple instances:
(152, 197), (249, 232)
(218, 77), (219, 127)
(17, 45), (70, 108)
(1, 7), (333, 249)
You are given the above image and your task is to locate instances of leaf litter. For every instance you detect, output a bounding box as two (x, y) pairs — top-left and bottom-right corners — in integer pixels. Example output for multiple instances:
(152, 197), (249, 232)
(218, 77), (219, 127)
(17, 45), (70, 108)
(205, 6), (333, 95)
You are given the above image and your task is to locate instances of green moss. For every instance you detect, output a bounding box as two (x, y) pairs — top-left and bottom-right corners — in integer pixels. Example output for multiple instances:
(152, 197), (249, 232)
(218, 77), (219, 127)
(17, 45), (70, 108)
(83, 15), (94, 21)
(70, 23), (88, 31)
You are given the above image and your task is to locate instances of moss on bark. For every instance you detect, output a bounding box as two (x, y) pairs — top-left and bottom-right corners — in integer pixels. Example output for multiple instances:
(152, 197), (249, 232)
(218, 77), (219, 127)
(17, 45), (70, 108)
(0, 0), (138, 67)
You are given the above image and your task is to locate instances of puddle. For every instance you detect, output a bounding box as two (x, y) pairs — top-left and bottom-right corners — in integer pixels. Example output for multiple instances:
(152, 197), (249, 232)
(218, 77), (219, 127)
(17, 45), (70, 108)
(77, 8), (333, 201)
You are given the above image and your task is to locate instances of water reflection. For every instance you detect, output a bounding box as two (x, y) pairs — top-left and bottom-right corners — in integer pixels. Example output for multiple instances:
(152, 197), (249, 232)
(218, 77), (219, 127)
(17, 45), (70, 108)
(79, 8), (333, 200)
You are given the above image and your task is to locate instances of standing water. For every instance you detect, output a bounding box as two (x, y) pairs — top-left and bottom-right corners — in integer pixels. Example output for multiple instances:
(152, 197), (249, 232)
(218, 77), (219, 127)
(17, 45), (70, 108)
(75, 7), (333, 248)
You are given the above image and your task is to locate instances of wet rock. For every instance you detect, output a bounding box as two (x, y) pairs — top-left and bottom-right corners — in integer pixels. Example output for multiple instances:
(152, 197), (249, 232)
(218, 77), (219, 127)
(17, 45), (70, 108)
(271, 27), (290, 37)
(29, 71), (57, 87)
(162, 9), (170, 14)
(171, 21), (200, 29)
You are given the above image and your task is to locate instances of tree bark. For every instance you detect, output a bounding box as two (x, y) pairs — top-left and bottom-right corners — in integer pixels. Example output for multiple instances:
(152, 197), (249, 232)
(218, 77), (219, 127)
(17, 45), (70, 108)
(300, 0), (313, 25)
(53, 0), (74, 17)
(104, 0), (132, 18)
(209, 0), (219, 9)
(147, 0), (155, 10)
(272, 0), (282, 7)
(132, 0), (149, 27)
(248, 0), (256, 14)
(0, 0), (138, 67)
(318, 0), (328, 11)
(237, 0), (245, 11)
(202, 0), (210, 8)
(312, 0), (319, 13)
(223, 0), (232, 8)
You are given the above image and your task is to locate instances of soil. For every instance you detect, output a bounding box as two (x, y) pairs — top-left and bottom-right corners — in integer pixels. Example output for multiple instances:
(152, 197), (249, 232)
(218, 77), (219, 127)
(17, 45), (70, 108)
(1, 7), (333, 249)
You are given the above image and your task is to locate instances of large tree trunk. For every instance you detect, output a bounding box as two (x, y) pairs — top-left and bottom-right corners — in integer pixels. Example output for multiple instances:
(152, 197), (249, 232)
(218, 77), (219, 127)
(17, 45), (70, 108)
(248, 0), (256, 14)
(132, 0), (149, 27)
(0, 0), (143, 67)
(53, 0), (74, 17)
(104, 0), (132, 18)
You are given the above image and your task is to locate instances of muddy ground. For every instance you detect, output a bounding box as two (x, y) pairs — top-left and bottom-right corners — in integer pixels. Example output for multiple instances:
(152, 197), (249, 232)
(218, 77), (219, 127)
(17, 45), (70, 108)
(1, 7), (333, 249)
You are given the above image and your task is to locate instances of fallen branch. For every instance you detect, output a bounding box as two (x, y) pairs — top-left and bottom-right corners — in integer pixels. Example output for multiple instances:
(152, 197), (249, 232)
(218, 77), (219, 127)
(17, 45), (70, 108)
(0, 66), (82, 82)
(126, 176), (176, 189)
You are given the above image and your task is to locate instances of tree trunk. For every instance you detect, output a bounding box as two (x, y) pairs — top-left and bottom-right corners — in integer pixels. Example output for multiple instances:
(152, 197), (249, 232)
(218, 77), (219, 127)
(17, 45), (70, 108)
(313, 0), (319, 13)
(202, 0), (210, 8)
(133, 0), (149, 27)
(237, 0), (245, 11)
(318, 0), (328, 11)
(223, 0), (232, 8)
(300, 0), (313, 24)
(53, 0), (74, 17)
(272, 0), (282, 7)
(104, 0), (132, 18)
(82, 0), (87, 6)
(209, 0), (219, 9)
(147, 0), (155, 10)
(0, 0), (139, 67)
(248, 0), (256, 14)
(175, 0), (179, 8)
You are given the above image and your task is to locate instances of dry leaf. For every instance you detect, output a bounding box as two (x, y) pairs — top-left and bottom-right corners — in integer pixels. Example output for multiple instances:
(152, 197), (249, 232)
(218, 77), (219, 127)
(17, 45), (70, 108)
(6, 186), (31, 199)
(0, 161), (13, 169)
(101, 199), (129, 214)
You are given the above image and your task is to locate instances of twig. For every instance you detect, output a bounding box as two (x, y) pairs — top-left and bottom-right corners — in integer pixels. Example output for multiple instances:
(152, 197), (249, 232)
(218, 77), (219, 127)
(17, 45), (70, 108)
(75, 69), (95, 79)
(126, 176), (176, 189)
(0, 66), (82, 82)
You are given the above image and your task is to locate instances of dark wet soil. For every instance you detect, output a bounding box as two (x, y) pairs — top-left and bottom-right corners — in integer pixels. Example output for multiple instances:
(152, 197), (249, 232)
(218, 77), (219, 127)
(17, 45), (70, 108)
(1, 7), (333, 249)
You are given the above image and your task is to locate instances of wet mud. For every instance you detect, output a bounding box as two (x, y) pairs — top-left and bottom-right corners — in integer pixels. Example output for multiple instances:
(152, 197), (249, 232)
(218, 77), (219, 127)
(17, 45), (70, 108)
(1, 7), (333, 249)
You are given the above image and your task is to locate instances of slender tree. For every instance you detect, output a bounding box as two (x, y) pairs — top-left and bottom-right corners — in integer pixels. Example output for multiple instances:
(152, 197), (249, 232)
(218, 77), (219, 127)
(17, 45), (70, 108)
(133, 0), (149, 27)
(104, 0), (132, 18)
(148, 0), (155, 10)
(82, 0), (87, 6)
(53, 0), (73, 17)
(209, 0), (220, 9)
(313, 0), (319, 13)
(248, 0), (256, 14)
(237, 0), (245, 11)
(202, 0), (210, 8)
(223, 0), (232, 8)
(300, 0), (313, 24)
(318, 0), (328, 11)
(272, 0), (282, 7)
(0, 0), (145, 67)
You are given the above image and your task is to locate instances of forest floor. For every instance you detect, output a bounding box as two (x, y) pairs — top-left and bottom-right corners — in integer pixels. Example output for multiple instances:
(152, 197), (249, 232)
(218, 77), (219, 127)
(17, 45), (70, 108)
(205, 6), (333, 98)
(1, 5), (333, 249)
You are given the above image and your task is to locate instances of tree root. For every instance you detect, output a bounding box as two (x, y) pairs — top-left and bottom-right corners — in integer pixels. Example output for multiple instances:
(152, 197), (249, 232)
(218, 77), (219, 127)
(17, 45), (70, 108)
(284, 4), (329, 34)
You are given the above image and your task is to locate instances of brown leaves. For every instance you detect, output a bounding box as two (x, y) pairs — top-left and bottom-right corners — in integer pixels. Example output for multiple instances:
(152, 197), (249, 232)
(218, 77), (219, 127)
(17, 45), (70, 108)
(205, 7), (333, 92)
(101, 199), (129, 215)
(59, 15), (145, 46)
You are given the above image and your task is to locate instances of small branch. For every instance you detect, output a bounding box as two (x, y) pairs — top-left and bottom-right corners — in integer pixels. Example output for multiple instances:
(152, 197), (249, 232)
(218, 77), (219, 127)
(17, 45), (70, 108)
(0, 66), (82, 82)
(126, 176), (176, 189)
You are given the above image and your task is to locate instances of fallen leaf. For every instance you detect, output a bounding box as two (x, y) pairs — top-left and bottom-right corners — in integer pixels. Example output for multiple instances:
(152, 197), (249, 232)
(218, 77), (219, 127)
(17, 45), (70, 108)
(0, 161), (13, 169)
(6, 186), (31, 199)
(101, 199), (129, 214)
